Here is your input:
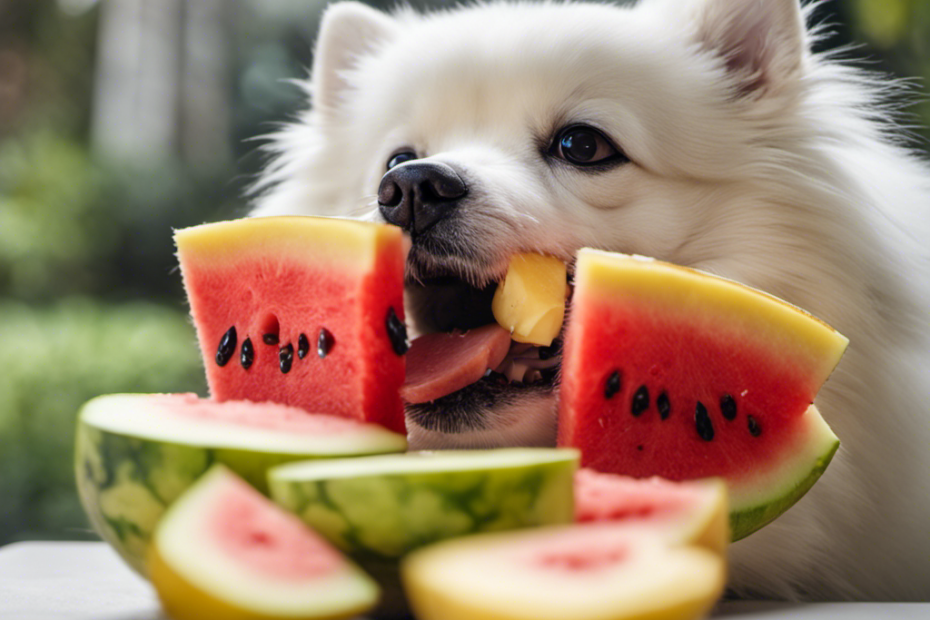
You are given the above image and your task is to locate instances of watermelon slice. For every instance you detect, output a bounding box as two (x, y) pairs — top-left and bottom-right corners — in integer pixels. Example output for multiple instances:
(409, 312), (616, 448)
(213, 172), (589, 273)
(268, 448), (577, 559)
(558, 250), (847, 540)
(401, 522), (726, 620)
(175, 216), (407, 433)
(149, 465), (379, 620)
(75, 393), (405, 574)
(574, 468), (729, 555)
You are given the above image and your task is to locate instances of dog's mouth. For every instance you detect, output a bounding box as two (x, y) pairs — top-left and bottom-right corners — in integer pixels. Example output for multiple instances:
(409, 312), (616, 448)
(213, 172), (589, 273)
(402, 269), (564, 435)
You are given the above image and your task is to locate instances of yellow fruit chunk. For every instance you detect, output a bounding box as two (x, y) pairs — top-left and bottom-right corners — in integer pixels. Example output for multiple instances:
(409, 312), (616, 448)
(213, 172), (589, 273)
(492, 253), (567, 346)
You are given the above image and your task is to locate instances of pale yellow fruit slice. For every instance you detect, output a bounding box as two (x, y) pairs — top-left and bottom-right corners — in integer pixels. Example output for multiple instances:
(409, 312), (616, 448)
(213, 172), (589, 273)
(402, 523), (726, 620)
(492, 253), (567, 346)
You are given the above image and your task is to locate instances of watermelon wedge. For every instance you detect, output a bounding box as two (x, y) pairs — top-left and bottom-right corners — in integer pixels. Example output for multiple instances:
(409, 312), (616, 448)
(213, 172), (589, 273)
(175, 216), (407, 433)
(75, 393), (405, 574)
(574, 468), (729, 555)
(149, 465), (379, 620)
(558, 250), (847, 540)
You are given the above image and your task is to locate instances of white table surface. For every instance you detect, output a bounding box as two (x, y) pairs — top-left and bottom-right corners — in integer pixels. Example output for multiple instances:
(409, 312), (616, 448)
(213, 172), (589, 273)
(1, 541), (927, 620)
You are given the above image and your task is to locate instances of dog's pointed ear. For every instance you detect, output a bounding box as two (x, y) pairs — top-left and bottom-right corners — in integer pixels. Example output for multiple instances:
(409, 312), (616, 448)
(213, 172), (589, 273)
(311, 2), (397, 113)
(691, 0), (807, 97)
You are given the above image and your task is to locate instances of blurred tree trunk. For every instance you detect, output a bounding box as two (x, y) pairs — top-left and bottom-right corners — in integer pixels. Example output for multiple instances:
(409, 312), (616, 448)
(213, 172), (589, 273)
(91, 0), (231, 171)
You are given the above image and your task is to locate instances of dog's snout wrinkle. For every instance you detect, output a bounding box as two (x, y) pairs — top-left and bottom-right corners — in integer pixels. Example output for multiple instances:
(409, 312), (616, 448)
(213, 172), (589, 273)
(378, 161), (467, 235)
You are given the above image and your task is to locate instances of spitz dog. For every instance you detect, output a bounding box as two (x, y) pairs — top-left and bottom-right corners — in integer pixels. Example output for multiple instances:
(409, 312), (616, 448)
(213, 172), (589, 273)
(251, 0), (930, 601)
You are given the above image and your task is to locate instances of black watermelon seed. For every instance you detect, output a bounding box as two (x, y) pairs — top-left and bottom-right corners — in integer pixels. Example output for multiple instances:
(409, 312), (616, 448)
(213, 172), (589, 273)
(215, 327), (237, 367)
(636, 445), (644, 451)
(385, 307), (409, 355)
(317, 328), (335, 359)
(657, 391), (671, 420)
(748, 415), (762, 437)
(695, 402), (714, 441)
(297, 333), (310, 359)
(631, 385), (650, 416)
(240, 337), (254, 370)
(279, 343), (294, 374)
(262, 333), (279, 346)
(604, 371), (621, 399)
(720, 394), (737, 420)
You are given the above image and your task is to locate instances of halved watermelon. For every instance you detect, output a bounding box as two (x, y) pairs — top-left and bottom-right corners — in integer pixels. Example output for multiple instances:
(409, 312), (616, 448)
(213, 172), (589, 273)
(75, 393), (405, 574)
(558, 250), (846, 540)
(175, 216), (407, 433)
(149, 465), (379, 620)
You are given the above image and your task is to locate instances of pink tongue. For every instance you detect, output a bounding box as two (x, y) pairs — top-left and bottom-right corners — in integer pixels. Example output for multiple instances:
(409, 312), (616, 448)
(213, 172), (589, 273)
(401, 324), (512, 404)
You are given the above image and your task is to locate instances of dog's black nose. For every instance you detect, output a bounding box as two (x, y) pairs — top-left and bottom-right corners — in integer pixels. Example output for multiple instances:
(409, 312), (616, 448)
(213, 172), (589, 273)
(378, 162), (467, 235)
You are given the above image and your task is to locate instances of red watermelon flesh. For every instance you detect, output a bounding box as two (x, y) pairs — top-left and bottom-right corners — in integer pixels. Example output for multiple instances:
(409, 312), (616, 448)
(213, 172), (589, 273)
(175, 216), (407, 434)
(558, 250), (846, 539)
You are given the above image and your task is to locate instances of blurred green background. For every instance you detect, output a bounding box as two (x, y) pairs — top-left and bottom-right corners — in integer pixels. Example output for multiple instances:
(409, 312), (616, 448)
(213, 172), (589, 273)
(0, 0), (928, 545)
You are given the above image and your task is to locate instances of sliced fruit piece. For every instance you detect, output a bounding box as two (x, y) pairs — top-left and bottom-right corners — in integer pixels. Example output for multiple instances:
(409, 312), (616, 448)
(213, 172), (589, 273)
(149, 465), (379, 620)
(401, 324), (512, 403)
(402, 523), (725, 620)
(175, 216), (407, 434)
(75, 393), (405, 574)
(492, 253), (567, 346)
(574, 468), (729, 555)
(268, 448), (578, 558)
(558, 250), (846, 540)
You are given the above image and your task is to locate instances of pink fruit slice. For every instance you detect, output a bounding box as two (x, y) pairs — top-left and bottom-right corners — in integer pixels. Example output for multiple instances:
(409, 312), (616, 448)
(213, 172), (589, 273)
(149, 465), (379, 620)
(574, 468), (728, 555)
(175, 216), (407, 433)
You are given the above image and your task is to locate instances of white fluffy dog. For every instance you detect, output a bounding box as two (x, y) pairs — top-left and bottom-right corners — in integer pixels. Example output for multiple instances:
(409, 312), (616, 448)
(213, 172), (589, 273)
(251, 0), (930, 601)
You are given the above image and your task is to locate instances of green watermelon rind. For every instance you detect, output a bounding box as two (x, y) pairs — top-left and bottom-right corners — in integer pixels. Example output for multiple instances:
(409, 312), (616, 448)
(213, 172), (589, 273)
(268, 449), (579, 560)
(74, 396), (407, 575)
(727, 405), (840, 540)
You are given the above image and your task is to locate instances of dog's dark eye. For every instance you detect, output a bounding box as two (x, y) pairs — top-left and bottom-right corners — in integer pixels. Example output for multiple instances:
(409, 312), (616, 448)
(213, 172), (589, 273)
(552, 126), (626, 167)
(387, 151), (417, 171)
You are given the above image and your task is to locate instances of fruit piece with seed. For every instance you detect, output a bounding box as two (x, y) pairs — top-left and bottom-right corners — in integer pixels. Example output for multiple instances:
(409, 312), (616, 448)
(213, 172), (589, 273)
(316, 328), (335, 358)
(558, 249), (845, 540)
(149, 466), (379, 620)
(604, 371), (621, 399)
(75, 393), (405, 575)
(240, 337), (254, 369)
(695, 402), (714, 442)
(175, 216), (406, 433)
(401, 521), (725, 620)
(492, 253), (567, 346)
(297, 333), (310, 359)
(268, 448), (577, 558)
(216, 327), (237, 366)
(279, 343), (294, 374)
(631, 385), (649, 416)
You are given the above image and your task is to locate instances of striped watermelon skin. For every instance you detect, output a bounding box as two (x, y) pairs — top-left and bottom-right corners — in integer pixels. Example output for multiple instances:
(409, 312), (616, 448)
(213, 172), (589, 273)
(175, 217), (407, 434)
(268, 449), (578, 559)
(75, 394), (406, 575)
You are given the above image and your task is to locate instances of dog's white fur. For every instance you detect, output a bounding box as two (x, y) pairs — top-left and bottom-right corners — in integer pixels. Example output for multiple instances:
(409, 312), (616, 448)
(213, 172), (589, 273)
(251, 0), (930, 600)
